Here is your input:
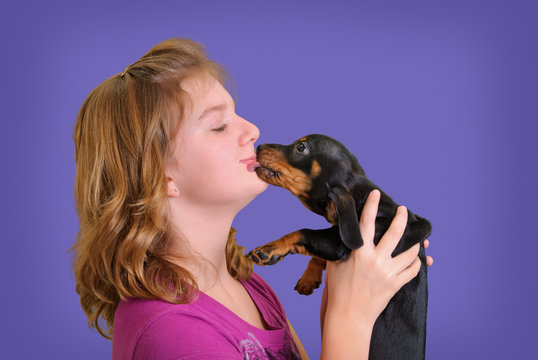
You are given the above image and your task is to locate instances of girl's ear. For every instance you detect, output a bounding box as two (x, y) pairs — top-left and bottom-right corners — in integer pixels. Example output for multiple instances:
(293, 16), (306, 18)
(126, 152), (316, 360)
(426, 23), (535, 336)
(166, 177), (180, 197)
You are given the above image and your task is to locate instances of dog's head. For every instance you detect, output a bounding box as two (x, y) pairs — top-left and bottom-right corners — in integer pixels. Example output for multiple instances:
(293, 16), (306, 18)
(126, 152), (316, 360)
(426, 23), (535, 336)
(256, 134), (366, 249)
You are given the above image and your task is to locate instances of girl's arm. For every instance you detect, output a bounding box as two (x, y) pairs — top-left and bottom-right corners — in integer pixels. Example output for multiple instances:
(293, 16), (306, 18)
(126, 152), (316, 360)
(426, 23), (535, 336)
(320, 189), (425, 359)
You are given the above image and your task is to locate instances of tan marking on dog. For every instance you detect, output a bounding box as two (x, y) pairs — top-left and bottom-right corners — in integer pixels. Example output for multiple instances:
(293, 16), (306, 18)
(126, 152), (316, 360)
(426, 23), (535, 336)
(276, 231), (305, 252)
(310, 160), (321, 177)
(296, 257), (327, 295)
(325, 200), (338, 225)
(281, 165), (311, 197)
(256, 148), (312, 197)
(299, 136), (308, 142)
(250, 231), (313, 266)
(299, 196), (312, 212)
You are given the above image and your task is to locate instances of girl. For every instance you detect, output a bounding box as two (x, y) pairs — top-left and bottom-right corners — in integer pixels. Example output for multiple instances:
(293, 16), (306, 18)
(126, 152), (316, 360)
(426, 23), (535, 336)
(72, 38), (432, 359)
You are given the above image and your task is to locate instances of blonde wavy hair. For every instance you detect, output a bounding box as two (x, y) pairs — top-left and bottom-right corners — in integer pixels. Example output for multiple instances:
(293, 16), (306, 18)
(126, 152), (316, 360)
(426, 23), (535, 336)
(71, 38), (253, 339)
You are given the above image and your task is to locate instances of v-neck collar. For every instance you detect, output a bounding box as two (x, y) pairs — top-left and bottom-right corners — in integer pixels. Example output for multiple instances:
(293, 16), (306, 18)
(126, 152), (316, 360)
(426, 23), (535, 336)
(197, 277), (284, 333)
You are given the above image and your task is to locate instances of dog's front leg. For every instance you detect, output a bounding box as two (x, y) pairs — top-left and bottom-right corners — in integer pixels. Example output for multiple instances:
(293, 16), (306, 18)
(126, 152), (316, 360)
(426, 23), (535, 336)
(247, 226), (350, 266)
(247, 230), (311, 266)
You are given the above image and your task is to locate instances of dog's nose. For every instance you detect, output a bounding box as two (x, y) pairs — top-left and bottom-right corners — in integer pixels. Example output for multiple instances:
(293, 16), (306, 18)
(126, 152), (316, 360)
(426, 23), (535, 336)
(256, 143), (268, 154)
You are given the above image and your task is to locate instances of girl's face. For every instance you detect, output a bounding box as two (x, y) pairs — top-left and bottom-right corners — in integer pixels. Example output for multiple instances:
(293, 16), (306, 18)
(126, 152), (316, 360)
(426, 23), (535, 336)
(167, 74), (268, 210)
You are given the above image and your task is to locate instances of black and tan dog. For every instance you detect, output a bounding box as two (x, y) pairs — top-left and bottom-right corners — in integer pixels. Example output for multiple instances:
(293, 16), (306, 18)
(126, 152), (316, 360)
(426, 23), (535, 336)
(248, 134), (432, 360)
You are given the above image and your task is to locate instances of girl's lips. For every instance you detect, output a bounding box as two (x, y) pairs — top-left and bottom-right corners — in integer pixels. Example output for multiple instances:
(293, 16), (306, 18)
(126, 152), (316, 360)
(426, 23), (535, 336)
(240, 155), (261, 172)
(240, 155), (257, 163)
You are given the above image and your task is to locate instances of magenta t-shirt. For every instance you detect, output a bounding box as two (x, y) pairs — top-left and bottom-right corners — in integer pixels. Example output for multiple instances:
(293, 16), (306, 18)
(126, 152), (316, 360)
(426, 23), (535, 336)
(112, 272), (301, 359)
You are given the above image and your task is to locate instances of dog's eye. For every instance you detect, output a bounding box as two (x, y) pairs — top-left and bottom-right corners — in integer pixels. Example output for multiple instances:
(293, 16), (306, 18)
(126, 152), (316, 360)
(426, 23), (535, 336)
(296, 142), (309, 154)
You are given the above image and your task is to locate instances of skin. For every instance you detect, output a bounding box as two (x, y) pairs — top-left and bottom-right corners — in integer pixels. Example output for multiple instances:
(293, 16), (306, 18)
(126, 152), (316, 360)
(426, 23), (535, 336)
(164, 73), (433, 360)
(165, 74), (270, 331)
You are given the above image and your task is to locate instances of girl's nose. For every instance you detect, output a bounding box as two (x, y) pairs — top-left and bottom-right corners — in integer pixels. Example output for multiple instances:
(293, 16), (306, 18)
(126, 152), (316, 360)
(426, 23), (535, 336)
(239, 116), (260, 146)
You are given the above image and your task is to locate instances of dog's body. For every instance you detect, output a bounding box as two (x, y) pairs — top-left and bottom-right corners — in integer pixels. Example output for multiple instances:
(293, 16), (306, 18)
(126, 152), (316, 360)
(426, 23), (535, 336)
(248, 134), (432, 360)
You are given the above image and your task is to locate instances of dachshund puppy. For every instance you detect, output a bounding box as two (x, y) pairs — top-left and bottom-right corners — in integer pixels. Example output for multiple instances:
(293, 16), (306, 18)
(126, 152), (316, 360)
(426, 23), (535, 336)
(248, 134), (432, 360)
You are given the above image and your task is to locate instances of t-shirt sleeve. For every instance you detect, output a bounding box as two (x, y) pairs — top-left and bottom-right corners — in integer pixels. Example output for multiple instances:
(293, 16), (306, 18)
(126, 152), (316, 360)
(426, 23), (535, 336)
(133, 310), (243, 360)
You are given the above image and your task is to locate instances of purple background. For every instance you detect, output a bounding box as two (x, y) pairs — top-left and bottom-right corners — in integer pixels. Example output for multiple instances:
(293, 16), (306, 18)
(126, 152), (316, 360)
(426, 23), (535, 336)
(1, 0), (537, 358)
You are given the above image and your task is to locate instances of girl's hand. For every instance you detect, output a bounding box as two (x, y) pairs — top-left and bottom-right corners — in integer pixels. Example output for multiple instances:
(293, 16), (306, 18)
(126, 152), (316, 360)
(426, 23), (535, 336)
(320, 189), (433, 358)
(424, 239), (433, 265)
(320, 237), (432, 335)
(321, 189), (430, 329)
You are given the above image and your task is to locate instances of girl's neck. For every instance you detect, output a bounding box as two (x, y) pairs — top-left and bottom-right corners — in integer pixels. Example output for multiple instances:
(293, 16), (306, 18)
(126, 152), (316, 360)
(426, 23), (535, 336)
(166, 199), (239, 291)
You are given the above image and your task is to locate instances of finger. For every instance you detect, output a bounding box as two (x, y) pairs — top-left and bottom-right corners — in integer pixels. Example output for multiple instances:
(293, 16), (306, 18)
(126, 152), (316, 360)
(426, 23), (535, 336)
(320, 281), (329, 333)
(423, 239), (432, 266)
(392, 243), (420, 273)
(359, 189), (381, 247)
(396, 256), (421, 289)
(377, 206), (408, 256)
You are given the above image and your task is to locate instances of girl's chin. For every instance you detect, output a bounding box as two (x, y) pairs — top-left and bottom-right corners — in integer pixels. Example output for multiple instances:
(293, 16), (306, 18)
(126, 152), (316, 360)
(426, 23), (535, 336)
(243, 179), (269, 201)
(254, 178), (269, 193)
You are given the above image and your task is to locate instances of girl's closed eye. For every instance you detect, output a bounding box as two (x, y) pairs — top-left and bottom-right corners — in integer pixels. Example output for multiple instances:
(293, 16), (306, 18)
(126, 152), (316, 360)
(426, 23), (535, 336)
(212, 124), (228, 132)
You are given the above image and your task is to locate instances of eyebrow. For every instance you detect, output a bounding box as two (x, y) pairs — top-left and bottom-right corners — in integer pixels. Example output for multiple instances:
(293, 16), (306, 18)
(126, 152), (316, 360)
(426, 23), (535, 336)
(198, 99), (236, 120)
(198, 104), (226, 120)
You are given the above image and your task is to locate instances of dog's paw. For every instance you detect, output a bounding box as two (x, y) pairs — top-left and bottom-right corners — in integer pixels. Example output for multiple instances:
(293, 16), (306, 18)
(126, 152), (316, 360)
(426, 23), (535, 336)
(294, 275), (322, 295)
(247, 244), (295, 266)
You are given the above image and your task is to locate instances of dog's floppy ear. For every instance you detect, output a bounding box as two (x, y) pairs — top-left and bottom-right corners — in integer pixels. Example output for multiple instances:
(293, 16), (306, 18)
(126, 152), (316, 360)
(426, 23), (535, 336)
(328, 186), (363, 249)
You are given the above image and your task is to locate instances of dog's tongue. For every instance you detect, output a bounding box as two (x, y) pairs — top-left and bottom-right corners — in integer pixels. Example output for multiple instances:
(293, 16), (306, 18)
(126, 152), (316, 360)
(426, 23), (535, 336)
(247, 161), (261, 172)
